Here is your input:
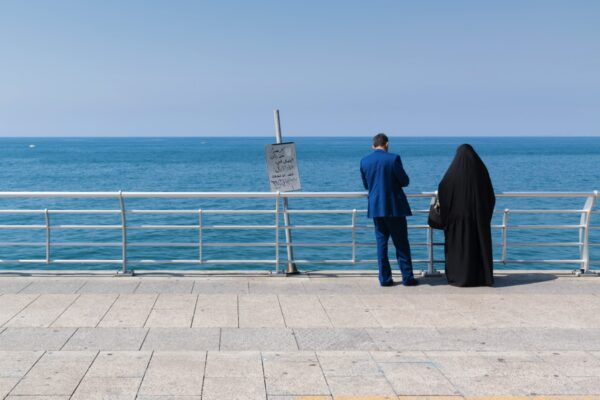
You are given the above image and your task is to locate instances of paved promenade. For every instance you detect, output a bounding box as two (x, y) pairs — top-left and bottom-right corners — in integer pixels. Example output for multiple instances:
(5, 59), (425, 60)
(0, 270), (599, 399)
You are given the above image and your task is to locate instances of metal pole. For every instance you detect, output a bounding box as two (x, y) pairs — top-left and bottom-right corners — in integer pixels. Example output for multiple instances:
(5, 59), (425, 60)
(44, 209), (50, 264)
(502, 209), (509, 265)
(576, 192), (597, 276)
(117, 191), (132, 276)
(424, 193), (441, 276)
(273, 109), (299, 275)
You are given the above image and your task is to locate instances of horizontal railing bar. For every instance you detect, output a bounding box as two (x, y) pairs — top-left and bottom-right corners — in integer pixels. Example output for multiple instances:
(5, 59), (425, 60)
(128, 259), (277, 264)
(127, 209), (275, 215)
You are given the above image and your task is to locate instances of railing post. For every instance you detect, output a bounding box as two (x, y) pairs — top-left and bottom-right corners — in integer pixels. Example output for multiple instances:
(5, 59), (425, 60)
(44, 209), (50, 264)
(501, 209), (509, 265)
(198, 209), (203, 265)
(351, 209), (357, 263)
(116, 191), (132, 276)
(576, 191), (597, 276)
(281, 193), (299, 275)
(275, 192), (280, 274)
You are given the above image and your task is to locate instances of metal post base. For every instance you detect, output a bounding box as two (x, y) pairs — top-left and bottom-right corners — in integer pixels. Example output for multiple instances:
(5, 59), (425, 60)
(286, 262), (300, 276)
(115, 269), (135, 277)
(572, 269), (598, 277)
(421, 269), (443, 277)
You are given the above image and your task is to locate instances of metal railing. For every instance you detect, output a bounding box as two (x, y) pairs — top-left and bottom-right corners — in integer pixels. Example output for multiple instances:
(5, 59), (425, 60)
(0, 191), (597, 275)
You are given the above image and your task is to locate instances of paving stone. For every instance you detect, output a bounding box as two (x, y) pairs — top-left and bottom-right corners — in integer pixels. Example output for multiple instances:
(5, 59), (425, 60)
(365, 327), (444, 351)
(303, 279), (362, 294)
(136, 396), (201, 400)
(11, 351), (96, 396)
(0, 278), (32, 294)
(294, 328), (378, 351)
(379, 362), (460, 396)
(536, 351), (600, 377)
(51, 294), (117, 327)
(249, 279), (308, 294)
(239, 295), (285, 327)
(98, 294), (157, 327)
(278, 295), (332, 328)
(0, 351), (44, 378)
(221, 328), (298, 351)
(370, 307), (471, 328)
(202, 376), (267, 400)
(0, 294), (39, 326)
(192, 294), (238, 327)
(85, 351), (152, 378)
(145, 294), (196, 327)
(77, 279), (140, 294)
(0, 377), (19, 399)
(326, 375), (396, 397)
(369, 351), (430, 363)
(521, 328), (600, 351)
(141, 328), (219, 351)
(19, 280), (86, 294)
(138, 351), (206, 396)
(5, 396), (70, 400)
(424, 350), (502, 378)
(136, 279), (194, 294)
(62, 327), (147, 350)
(324, 306), (381, 328)
(5, 294), (78, 327)
(262, 351), (329, 396)
(0, 328), (75, 351)
(267, 397), (331, 400)
(205, 351), (263, 377)
(71, 376), (140, 400)
(316, 351), (381, 376)
(435, 327), (532, 351)
(192, 278), (249, 294)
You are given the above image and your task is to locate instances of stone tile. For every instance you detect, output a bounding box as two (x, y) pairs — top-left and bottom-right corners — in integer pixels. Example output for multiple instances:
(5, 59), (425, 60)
(267, 397), (331, 400)
(569, 376), (600, 395)
(318, 294), (366, 309)
(135, 280), (194, 294)
(11, 351), (96, 396)
(370, 307), (471, 328)
(0, 294), (39, 326)
(5, 294), (78, 327)
(326, 375), (396, 397)
(435, 327), (532, 351)
(77, 279), (140, 294)
(249, 279), (307, 294)
(51, 294), (117, 327)
(205, 351), (263, 377)
(369, 351), (430, 363)
(358, 294), (414, 309)
(141, 328), (219, 351)
(324, 307), (381, 328)
(0, 328), (75, 351)
(192, 278), (249, 294)
(5, 396), (70, 400)
(522, 328), (600, 351)
(303, 279), (361, 294)
(0, 351), (44, 378)
(192, 294), (238, 327)
(138, 351), (206, 396)
(536, 350), (600, 377)
(262, 351), (330, 396)
(0, 377), (19, 399)
(379, 362), (460, 396)
(202, 376), (266, 400)
(136, 397), (201, 400)
(424, 350), (501, 378)
(71, 377), (140, 400)
(221, 328), (297, 351)
(0, 278), (32, 294)
(278, 295), (332, 328)
(20, 280), (86, 294)
(86, 351), (152, 378)
(294, 328), (378, 351)
(98, 294), (157, 327)
(365, 328), (444, 351)
(145, 294), (196, 327)
(239, 295), (285, 327)
(63, 327), (147, 351)
(317, 351), (381, 376)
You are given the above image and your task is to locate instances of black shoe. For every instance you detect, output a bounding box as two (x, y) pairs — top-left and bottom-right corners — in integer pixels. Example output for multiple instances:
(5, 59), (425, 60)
(403, 278), (419, 286)
(380, 280), (395, 287)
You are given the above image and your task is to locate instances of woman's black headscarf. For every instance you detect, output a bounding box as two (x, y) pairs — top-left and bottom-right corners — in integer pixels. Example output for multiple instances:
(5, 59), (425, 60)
(438, 144), (495, 286)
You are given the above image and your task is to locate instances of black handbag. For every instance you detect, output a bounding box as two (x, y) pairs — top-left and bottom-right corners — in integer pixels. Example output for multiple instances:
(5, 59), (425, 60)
(427, 196), (444, 229)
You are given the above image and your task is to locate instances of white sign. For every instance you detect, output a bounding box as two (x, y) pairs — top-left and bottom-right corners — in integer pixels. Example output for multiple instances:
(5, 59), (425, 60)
(265, 142), (301, 192)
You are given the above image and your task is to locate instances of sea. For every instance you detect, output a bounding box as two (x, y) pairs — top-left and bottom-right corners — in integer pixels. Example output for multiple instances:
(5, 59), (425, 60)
(1, 136), (599, 271)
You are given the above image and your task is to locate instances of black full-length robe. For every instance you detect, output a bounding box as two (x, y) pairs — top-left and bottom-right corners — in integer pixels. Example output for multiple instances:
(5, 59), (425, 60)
(438, 144), (495, 287)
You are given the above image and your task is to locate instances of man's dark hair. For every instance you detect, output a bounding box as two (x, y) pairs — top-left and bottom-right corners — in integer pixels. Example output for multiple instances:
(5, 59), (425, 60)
(372, 133), (389, 147)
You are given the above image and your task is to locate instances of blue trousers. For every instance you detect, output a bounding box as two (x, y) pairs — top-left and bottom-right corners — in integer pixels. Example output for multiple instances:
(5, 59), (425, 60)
(373, 216), (414, 285)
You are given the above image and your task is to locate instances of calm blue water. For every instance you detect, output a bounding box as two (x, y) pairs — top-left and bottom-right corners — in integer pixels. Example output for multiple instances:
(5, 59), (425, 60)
(1, 137), (599, 271)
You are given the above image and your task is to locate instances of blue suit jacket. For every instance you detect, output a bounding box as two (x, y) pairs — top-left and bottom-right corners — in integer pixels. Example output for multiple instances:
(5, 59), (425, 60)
(360, 149), (412, 218)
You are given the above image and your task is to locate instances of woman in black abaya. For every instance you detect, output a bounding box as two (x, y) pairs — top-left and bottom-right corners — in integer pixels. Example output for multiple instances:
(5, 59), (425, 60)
(438, 144), (495, 287)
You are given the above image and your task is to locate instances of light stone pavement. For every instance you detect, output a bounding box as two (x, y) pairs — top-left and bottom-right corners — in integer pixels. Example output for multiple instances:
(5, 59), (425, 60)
(0, 270), (599, 399)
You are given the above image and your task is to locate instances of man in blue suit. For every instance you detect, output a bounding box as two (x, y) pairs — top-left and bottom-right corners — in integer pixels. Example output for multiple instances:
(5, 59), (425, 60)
(360, 133), (418, 287)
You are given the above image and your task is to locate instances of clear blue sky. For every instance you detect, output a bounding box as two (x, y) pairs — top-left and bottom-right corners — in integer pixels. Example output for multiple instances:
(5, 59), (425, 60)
(1, 0), (599, 136)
